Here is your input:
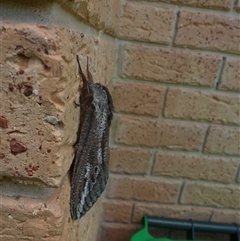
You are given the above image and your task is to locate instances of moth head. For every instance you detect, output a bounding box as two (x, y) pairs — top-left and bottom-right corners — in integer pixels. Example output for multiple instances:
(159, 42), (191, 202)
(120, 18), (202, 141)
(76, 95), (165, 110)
(90, 83), (108, 104)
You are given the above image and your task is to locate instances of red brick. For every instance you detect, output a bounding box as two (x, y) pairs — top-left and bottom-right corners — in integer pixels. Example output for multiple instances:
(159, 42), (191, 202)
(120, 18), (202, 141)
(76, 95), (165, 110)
(118, 2), (175, 43)
(153, 151), (239, 183)
(102, 200), (132, 223)
(122, 45), (220, 86)
(0, 23), (115, 187)
(164, 88), (240, 125)
(211, 209), (240, 224)
(181, 182), (240, 209)
(109, 148), (152, 175)
(219, 58), (240, 92)
(175, 11), (240, 54)
(112, 83), (164, 116)
(147, 0), (232, 10)
(115, 117), (206, 151)
(132, 203), (212, 223)
(0, 176), (101, 241)
(101, 223), (139, 241)
(107, 176), (180, 203)
(204, 126), (240, 156)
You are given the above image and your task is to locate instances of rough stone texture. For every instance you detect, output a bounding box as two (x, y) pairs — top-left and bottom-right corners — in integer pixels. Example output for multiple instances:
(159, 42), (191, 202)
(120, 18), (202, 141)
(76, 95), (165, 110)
(211, 209), (240, 224)
(204, 126), (240, 156)
(0, 23), (115, 187)
(153, 152), (239, 183)
(181, 182), (240, 209)
(101, 223), (139, 241)
(175, 11), (240, 54)
(117, 2), (175, 43)
(112, 83), (164, 116)
(164, 88), (240, 125)
(102, 200), (132, 223)
(107, 176), (180, 203)
(0, 176), (102, 241)
(122, 45), (221, 86)
(115, 117), (206, 151)
(132, 203), (212, 223)
(57, 0), (120, 33)
(147, 0), (232, 10)
(109, 148), (152, 175)
(219, 58), (240, 92)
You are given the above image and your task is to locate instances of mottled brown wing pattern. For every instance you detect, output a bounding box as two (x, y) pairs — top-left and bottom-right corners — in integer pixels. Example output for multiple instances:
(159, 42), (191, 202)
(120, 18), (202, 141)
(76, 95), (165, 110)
(70, 56), (113, 220)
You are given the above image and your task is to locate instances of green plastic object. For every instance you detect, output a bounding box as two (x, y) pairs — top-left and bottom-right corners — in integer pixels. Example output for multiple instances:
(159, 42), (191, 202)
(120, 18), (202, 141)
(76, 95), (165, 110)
(130, 215), (170, 241)
(130, 215), (209, 241)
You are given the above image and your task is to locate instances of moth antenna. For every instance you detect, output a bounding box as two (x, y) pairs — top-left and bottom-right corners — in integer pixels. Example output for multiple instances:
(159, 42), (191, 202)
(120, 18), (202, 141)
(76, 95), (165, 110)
(86, 56), (93, 82)
(77, 55), (87, 84)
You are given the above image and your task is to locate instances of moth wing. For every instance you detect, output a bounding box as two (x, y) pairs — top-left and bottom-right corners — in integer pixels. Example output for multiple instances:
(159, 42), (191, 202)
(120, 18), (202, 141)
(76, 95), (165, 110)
(70, 113), (96, 219)
(101, 85), (114, 115)
(70, 110), (110, 220)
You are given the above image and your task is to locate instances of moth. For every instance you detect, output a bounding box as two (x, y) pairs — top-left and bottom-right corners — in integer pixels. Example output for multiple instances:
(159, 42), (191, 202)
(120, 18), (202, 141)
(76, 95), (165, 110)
(70, 56), (114, 220)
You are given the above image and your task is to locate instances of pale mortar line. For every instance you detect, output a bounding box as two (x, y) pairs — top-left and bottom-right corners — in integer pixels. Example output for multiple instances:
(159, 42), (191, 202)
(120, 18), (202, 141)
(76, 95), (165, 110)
(106, 197), (240, 212)
(147, 148), (157, 177)
(109, 115), (119, 147)
(116, 41), (125, 80)
(178, 202), (240, 212)
(177, 180), (185, 204)
(104, 199), (240, 214)
(108, 38), (121, 147)
(200, 124), (211, 153)
(129, 201), (135, 224)
(110, 144), (240, 159)
(112, 78), (240, 95)
(208, 209), (214, 222)
(160, 87), (169, 119)
(234, 166), (240, 183)
(214, 56), (226, 89)
(113, 108), (240, 128)
(110, 172), (182, 183)
(101, 197), (135, 206)
(126, 0), (240, 17)
(108, 173), (240, 187)
(170, 9), (180, 47)
(110, 141), (240, 160)
(119, 173), (239, 186)
(112, 39), (121, 82)
(120, 39), (240, 58)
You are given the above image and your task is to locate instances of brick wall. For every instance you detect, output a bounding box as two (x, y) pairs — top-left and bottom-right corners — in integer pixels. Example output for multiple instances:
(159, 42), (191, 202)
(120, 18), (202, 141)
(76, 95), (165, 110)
(101, 0), (240, 241)
(0, 0), (239, 241)
(0, 1), (116, 240)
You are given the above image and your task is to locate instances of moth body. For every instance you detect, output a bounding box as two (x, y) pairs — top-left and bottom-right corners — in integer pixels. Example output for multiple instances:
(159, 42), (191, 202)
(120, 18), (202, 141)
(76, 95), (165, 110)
(70, 56), (113, 220)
